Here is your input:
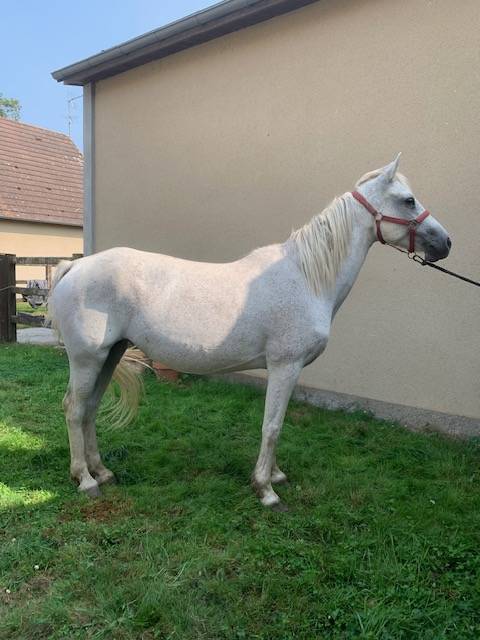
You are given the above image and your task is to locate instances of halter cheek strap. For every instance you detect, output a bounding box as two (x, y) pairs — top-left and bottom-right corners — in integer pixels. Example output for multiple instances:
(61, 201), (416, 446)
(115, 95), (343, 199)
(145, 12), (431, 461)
(351, 190), (431, 254)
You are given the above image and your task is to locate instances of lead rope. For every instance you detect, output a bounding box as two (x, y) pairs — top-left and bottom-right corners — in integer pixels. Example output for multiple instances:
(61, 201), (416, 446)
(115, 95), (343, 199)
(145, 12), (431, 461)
(350, 191), (480, 289)
(390, 245), (480, 288)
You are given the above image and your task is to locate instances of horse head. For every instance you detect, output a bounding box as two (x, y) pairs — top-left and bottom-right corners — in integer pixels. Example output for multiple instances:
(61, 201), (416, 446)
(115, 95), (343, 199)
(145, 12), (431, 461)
(354, 154), (451, 262)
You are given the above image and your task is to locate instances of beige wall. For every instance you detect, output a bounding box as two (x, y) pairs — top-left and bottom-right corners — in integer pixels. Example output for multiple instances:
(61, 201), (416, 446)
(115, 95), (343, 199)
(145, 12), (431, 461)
(93, 0), (480, 419)
(0, 220), (83, 281)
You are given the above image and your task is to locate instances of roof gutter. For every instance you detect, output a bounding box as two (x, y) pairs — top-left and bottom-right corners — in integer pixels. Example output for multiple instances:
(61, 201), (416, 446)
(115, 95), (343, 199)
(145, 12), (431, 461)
(52, 0), (318, 86)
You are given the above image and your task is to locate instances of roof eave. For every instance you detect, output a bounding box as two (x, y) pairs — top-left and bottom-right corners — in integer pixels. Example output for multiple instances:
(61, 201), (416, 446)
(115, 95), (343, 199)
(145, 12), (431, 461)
(0, 214), (83, 228)
(52, 0), (317, 86)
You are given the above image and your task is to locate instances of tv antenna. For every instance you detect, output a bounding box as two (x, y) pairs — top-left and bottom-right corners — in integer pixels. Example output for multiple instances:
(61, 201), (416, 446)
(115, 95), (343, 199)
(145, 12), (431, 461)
(67, 94), (82, 137)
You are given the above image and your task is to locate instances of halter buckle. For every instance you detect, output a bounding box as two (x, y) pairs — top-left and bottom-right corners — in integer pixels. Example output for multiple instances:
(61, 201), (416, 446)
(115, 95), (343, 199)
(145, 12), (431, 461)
(375, 213), (382, 221)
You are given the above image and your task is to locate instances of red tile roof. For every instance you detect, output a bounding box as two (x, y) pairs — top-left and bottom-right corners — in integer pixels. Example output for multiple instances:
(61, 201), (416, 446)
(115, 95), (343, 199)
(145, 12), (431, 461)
(0, 118), (83, 227)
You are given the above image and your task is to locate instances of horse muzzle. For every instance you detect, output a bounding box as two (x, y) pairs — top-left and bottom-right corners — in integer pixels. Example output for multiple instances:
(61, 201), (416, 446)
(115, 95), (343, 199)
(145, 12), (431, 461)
(424, 236), (452, 262)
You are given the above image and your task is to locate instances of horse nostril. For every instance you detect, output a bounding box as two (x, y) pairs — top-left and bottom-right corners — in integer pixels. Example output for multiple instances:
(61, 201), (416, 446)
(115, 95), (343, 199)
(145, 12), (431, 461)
(446, 237), (452, 249)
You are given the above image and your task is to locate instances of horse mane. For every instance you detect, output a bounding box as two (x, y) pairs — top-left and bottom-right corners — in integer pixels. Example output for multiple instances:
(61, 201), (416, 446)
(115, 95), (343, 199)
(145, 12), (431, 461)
(291, 170), (409, 296)
(290, 193), (354, 295)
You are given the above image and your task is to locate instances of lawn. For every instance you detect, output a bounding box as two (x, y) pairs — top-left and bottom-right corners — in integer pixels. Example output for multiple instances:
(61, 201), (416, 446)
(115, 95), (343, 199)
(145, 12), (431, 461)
(15, 301), (46, 316)
(1, 345), (480, 639)
(15, 300), (47, 330)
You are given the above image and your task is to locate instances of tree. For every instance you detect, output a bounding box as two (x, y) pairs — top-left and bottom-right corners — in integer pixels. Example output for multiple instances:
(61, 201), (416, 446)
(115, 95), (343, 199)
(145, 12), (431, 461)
(0, 94), (21, 120)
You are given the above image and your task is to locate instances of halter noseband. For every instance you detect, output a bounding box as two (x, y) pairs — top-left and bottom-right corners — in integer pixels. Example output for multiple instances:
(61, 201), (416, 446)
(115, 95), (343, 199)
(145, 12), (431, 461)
(351, 190), (431, 254)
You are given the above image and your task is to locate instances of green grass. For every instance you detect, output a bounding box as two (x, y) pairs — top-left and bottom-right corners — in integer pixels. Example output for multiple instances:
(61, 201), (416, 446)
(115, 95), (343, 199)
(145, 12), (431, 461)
(15, 301), (47, 329)
(1, 345), (480, 639)
(16, 301), (46, 315)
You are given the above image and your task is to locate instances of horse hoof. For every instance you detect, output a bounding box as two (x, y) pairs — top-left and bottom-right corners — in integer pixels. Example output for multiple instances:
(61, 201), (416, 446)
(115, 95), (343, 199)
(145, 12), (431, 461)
(270, 501), (289, 513)
(80, 483), (101, 499)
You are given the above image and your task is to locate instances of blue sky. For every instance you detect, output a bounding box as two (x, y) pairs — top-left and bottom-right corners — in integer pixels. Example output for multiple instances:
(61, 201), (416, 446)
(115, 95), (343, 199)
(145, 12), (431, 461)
(1, 0), (219, 150)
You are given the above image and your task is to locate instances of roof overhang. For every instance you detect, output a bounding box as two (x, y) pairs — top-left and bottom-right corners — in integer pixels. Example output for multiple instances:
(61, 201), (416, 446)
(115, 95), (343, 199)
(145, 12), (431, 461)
(0, 214), (82, 228)
(52, 0), (318, 86)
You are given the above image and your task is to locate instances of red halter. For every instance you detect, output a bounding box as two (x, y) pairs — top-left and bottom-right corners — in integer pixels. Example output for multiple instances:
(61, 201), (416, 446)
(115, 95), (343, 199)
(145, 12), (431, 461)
(351, 190), (431, 254)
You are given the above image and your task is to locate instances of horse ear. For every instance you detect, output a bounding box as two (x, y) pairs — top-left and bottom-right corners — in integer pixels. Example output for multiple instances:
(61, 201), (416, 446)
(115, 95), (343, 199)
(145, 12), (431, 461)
(383, 152), (402, 182)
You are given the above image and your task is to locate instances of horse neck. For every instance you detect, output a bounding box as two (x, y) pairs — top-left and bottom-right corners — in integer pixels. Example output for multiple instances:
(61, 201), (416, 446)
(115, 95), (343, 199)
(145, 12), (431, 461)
(329, 201), (375, 315)
(288, 193), (375, 313)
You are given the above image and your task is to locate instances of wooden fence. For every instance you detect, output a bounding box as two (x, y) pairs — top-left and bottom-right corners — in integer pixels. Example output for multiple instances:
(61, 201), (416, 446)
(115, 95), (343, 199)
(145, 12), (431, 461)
(0, 254), (82, 342)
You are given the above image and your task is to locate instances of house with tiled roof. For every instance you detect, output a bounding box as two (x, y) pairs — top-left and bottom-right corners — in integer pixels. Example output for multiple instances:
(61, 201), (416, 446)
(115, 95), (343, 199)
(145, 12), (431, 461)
(0, 117), (83, 279)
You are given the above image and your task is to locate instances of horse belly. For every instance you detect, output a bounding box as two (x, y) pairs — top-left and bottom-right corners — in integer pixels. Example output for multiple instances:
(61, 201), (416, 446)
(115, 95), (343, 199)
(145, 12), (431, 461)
(126, 299), (267, 374)
(130, 332), (266, 374)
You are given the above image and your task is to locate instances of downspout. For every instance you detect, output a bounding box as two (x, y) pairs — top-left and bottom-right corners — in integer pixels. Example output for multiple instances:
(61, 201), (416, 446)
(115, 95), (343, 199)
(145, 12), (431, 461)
(83, 83), (95, 255)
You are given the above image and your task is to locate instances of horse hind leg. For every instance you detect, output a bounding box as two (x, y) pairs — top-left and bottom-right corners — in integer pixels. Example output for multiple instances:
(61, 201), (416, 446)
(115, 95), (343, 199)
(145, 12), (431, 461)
(64, 357), (105, 498)
(83, 340), (130, 485)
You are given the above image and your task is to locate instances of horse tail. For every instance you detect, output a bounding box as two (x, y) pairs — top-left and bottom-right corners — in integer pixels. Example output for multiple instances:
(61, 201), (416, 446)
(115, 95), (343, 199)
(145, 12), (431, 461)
(50, 260), (74, 292)
(101, 347), (151, 429)
(46, 260), (75, 332)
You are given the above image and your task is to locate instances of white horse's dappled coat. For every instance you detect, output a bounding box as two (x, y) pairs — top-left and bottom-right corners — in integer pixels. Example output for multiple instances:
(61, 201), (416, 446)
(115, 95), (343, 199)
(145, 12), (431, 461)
(49, 156), (451, 508)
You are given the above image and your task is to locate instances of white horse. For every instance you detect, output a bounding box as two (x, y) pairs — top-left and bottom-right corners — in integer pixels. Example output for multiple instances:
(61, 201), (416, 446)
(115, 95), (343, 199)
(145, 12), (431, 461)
(49, 155), (451, 509)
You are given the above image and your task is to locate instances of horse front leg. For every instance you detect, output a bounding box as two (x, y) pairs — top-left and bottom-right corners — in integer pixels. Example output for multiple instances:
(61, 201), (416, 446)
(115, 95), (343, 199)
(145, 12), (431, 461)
(271, 459), (288, 485)
(252, 361), (302, 510)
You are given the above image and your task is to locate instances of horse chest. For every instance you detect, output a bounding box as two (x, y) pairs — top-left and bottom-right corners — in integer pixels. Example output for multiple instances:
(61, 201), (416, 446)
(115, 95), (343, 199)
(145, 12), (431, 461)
(270, 320), (329, 365)
(302, 333), (329, 366)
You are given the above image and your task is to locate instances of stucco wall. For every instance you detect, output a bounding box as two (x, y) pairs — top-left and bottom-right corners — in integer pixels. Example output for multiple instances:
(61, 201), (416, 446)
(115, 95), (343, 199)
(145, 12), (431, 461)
(92, 0), (480, 419)
(0, 220), (82, 281)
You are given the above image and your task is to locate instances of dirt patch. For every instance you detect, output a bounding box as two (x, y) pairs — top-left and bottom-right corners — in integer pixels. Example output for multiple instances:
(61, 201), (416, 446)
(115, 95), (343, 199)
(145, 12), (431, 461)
(55, 496), (133, 525)
(79, 497), (133, 522)
(1, 573), (52, 606)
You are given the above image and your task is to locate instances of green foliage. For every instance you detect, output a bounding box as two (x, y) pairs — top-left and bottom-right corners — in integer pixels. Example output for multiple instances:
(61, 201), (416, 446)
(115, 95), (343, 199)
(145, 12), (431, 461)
(1, 345), (480, 639)
(0, 94), (21, 120)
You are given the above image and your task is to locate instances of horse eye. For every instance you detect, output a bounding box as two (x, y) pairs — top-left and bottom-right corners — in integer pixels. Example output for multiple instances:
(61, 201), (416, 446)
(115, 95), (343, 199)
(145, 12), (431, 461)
(405, 197), (415, 207)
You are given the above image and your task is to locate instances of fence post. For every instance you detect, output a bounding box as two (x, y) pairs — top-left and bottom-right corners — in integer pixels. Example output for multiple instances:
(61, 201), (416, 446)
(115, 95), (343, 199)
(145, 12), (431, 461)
(0, 254), (17, 342)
